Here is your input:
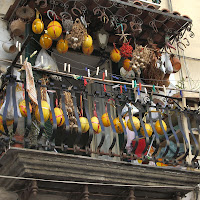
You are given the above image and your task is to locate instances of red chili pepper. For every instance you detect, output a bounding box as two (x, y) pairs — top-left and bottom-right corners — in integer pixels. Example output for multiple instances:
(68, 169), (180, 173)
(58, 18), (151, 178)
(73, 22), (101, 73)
(104, 84), (106, 92)
(84, 78), (88, 86)
(120, 85), (123, 94)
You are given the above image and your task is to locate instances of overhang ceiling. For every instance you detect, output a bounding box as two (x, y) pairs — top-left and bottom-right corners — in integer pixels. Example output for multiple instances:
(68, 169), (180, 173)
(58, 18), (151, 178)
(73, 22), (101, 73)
(4, 0), (193, 48)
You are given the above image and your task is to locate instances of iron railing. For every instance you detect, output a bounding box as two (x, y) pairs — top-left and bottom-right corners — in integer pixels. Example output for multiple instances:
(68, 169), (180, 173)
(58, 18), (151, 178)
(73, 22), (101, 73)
(0, 69), (200, 168)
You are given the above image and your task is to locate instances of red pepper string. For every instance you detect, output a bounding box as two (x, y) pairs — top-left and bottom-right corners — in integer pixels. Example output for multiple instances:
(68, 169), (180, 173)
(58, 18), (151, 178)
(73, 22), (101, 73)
(120, 85), (123, 94)
(55, 99), (58, 107)
(93, 101), (97, 117)
(80, 94), (83, 117)
(113, 43), (118, 53)
(84, 78), (88, 86)
(139, 82), (142, 91)
(104, 84), (106, 92)
(103, 72), (105, 81)
(105, 103), (107, 113)
(120, 42), (133, 58)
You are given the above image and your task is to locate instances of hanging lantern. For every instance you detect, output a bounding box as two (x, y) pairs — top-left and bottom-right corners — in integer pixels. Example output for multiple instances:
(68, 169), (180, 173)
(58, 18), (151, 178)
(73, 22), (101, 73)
(79, 117), (90, 133)
(155, 120), (167, 135)
(32, 9), (44, 34)
(110, 47), (121, 63)
(47, 20), (62, 39)
(82, 34), (93, 48)
(49, 107), (65, 127)
(35, 100), (50, 122)
(40, 34), (52, 49)
(91, 116), (101, 134)
(19, 100), (32, 117)
(82, 45), (94, 55)
(123, 59), (132, 71)
(127, 116), (140, 131)
(101, 113), (111, 127)
(140, 123), (153, 137)
(56, 39), (68, 54)
(113, 117), (126, 134)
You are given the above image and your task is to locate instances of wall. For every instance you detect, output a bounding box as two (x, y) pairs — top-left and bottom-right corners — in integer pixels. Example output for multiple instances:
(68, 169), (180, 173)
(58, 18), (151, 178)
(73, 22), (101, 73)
(159, 1), (200, 199)
(160, 0), (200, 90)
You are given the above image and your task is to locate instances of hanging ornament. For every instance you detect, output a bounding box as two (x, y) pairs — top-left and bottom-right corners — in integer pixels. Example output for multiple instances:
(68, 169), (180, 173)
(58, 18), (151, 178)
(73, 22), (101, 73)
(40, 33), (52, 49)
(82, 45), (94, 55)
(82, 34), (93, 48)
(140, 123), (153, 137)
(49, 107), (65, 127)
(47, 10), (62, 39)
(113, 117), (126, 134)
(47, 20), (62, 39)
(56, 39), (68, 54)
(110, 43), (121, 63)
(123, 59), (132, 71)
(120, 41), (133, 58)
(66, 18), (87, 49)
(127, 116), (140, 131)
(120, 67), (135, 81)
(101, 113), (111, 127)
(35, 100), (50, 122)
(32, 9), (44, 34)
(19, 100), (32, 117)
(79, 117), (90, 133)
(155, 120), (167, 135)
(91, 116), (101, 134)
(60, 12), (73, 34)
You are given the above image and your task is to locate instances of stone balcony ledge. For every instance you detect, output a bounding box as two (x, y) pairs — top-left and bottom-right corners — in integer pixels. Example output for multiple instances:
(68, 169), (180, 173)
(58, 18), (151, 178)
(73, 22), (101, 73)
(0, 148), (199, 199)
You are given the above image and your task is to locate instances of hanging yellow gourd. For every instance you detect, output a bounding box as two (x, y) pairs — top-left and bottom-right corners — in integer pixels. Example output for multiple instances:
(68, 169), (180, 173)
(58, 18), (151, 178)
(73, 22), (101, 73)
(82, 45), (94, 55)
(47, 20), (62, 39)
(127, 116), (140, 131)
(19, 100), (32, 117)
(123, 59), (132, 71)
(35, 100), (50, 122)
(82, 34), (93, 48)
(79, 117), (89, 133)
(91, 116), (101, 134)
(113, 117), (126, 134)
(40, 33), (52, 49)
(110, 47), (121, 63)
(155, 120), (167, 135)
(140, 123), (153, 137)
(49, 107), (65, 127)
(56, 39), (68, 54)
(32, 9), (44, 34)
(0, 115), (14, 127)
(101, 113), (111, 127)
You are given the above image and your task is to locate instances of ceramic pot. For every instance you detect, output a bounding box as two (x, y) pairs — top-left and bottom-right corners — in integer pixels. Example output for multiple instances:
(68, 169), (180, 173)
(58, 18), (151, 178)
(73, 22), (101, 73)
(162, 73), (170, 87)
(133, 0), (143, 6)
(10, 19), (25, 36)
(170, 55), (181, 73)
(2, 42), (17, 53)
(12, 135), (24, 148)
(147, 4), (156, 10)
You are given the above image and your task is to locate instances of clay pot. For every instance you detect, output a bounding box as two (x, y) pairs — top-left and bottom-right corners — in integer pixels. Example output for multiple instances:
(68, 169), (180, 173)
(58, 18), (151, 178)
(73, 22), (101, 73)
(172, 11), (181, 16)
(170, 55), (181, 73)
(147, 4), (156, 10)
(162, 73), (170, 87)
(12, 135), (24, 148)
(2, 42), (17, 53)
(133, 0), (143, 6)
(10, 19), (25, 36)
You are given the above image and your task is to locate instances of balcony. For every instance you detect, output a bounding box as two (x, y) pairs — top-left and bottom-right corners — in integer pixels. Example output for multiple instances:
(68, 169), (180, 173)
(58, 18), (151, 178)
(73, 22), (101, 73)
(0, 0), (199, 199)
